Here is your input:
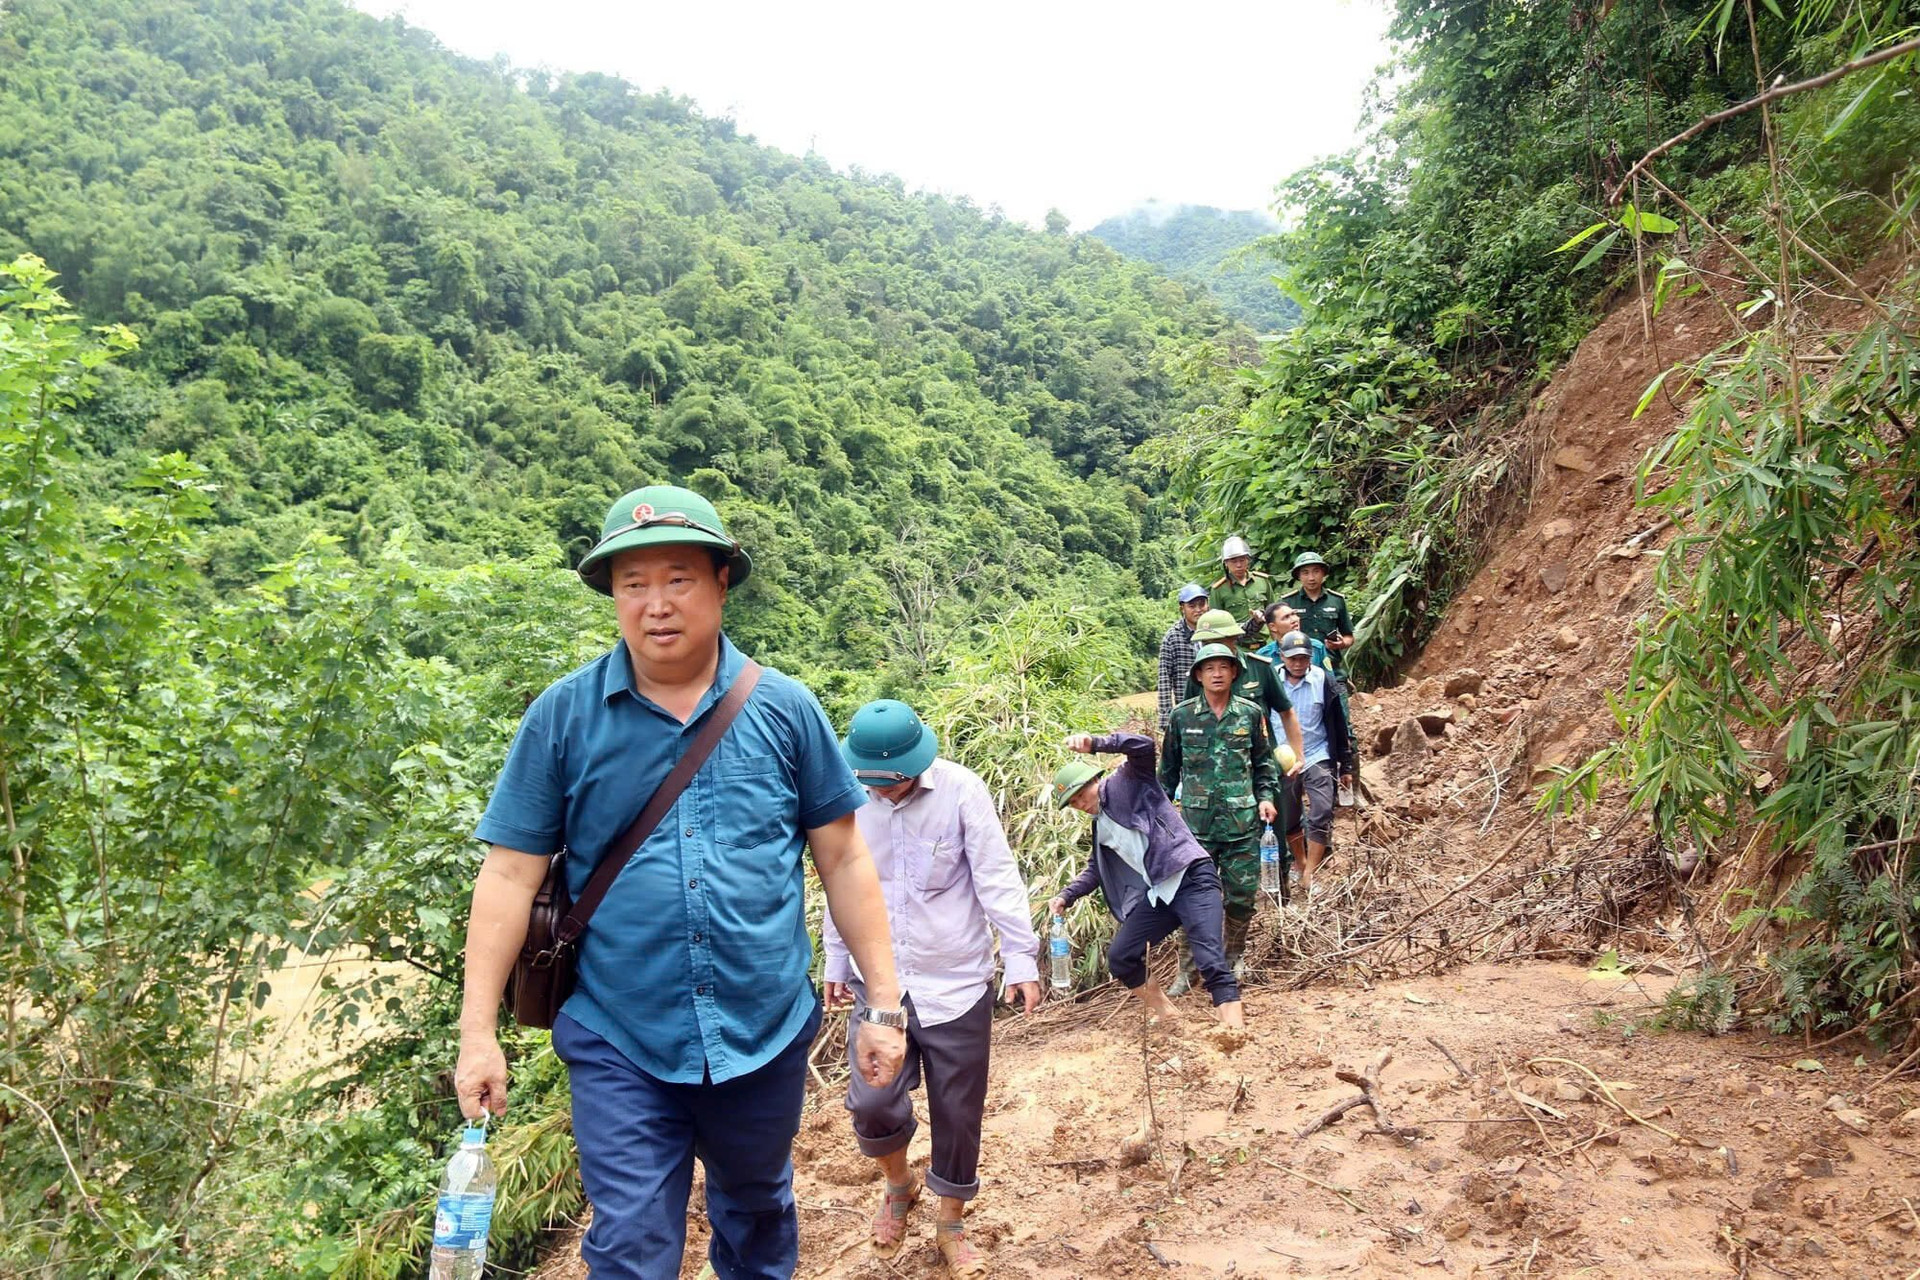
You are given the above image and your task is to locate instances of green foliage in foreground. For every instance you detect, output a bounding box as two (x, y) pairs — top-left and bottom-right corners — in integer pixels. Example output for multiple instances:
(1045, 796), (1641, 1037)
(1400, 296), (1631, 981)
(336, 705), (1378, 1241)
(1088, 204), (1301, 333)
(1553, 269), (1920, 1041)
(0, 258), (1139, 1276)
(1540, 2), (1920, 1042)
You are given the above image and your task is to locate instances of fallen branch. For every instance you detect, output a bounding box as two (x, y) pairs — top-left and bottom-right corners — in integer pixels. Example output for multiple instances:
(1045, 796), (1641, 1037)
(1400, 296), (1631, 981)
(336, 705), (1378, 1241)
(1297, 1047), (1425, 1141)
(1527, 1055), (1696, 1146)
(1259, 1157), (1366, 1214)
(1427, 1035), (1474, 1080)
(1608, 35), (1920, 201)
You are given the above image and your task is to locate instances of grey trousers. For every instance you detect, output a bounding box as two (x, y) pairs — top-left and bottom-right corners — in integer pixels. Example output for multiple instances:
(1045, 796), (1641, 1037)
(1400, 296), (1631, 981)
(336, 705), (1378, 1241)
(1284, 759), (1338, 845)
(845, 986), (993, 1200)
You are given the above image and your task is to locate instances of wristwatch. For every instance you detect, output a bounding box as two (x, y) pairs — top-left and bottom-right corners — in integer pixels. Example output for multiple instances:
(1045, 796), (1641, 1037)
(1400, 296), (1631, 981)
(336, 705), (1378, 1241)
(856, 1004), (907, 1030)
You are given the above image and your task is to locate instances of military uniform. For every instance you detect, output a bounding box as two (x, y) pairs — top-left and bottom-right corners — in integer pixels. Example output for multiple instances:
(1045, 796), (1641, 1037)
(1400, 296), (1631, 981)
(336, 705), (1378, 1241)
(1208, 570), (1271, 625)
(1279, 587), (1353, 675)
(1160, 694), (1280, 924)
(1181, 647), (1293, 725)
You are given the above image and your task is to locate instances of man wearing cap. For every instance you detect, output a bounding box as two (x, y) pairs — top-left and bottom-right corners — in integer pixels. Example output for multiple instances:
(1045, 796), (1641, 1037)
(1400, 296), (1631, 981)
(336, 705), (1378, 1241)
(1273, 630), (1355, 900)
(453, 485), (907, 1280)
(823, 700), (1040, 1277)
(1162, 645), (1282, 982)
(1181, 609), (1306, 772)
(1047, 734), (1244, 1027)
(1279, 551), (1358, 805)
(1209, 535), (1270, 626)
(1156, 584), (1209, 736)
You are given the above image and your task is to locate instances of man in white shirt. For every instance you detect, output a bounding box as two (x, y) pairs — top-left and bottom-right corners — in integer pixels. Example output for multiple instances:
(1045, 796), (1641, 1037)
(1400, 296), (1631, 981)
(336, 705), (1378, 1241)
(823, 700), (1042, 1278)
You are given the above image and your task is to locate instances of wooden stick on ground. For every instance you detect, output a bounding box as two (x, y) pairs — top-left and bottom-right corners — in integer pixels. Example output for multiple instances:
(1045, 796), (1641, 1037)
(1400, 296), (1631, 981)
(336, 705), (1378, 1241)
(1428, 1035), (1474, 1080)
(1259, 1157), (1366, 1214)
(1296, 1047), (1425, 1141)
(1527, 1055), (1696, 1146)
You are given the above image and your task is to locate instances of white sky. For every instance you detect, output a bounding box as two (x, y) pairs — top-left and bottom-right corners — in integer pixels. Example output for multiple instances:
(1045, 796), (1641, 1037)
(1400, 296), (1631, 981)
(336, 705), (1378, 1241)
(353, 0), (1392, 230)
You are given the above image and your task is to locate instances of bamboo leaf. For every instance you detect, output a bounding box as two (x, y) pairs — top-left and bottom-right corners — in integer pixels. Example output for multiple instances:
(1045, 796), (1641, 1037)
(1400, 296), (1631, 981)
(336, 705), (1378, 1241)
(1552, 221), (1613, 253)
(1822, 70), (1887, 143)
(1634, 368), (1671, 419)
(1573, 229), (1621, 271)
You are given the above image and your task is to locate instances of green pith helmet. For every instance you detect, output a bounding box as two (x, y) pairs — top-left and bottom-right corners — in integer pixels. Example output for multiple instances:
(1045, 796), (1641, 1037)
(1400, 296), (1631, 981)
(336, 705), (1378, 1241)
(1290, 550), (1329, 579)
(1190, 642), (1244, 676)
(1191, 608), (1242, 644)
(841, 699), (938, 783)
(1051, 759), (1106, 809)
(577, 485), (753, 595)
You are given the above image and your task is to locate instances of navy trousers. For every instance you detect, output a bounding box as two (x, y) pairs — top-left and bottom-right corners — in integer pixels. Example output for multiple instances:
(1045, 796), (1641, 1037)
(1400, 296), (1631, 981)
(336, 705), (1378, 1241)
(1107, 856), (1240, 1005)
(552, 1000), (822, 1280)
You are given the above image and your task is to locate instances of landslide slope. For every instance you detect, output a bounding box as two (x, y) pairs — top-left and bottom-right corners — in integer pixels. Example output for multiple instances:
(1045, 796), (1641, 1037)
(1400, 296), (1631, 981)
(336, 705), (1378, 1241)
(532, 262), (1920, 1280)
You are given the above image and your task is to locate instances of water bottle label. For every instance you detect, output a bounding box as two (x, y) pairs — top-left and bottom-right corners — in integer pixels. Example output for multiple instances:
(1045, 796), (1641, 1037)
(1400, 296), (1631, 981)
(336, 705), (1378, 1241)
(1049, 937), (1069, 957)
(434, 1191), (494, 1250)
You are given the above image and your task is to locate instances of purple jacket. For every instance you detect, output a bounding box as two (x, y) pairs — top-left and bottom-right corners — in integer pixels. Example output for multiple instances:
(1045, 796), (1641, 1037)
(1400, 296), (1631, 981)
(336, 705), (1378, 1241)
(1059, 733), (1211, 916)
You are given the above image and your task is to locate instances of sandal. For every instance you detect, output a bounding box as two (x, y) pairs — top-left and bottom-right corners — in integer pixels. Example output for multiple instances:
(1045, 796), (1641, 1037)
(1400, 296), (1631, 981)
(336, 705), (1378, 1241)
(871, 1177), (919, 1257)
(937, 1220), (988, 1278)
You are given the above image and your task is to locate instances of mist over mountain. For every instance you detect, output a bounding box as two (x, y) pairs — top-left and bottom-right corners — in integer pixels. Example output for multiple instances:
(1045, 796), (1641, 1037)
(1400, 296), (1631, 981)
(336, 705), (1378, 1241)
(1089, 202), (1298, 332)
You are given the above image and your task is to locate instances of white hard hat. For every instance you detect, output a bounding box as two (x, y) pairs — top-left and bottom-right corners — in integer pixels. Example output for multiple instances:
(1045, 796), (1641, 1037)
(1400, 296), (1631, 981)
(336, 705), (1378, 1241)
(1220, 535), (1252, 561)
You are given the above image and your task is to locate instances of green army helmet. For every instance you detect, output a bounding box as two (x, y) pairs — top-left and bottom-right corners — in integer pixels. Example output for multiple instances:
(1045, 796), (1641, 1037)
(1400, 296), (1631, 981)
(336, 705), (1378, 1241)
(1189, 641), (1244, 676)
(1191, 609), (1243, 644)
(1051, 759), (1107, 809)
(841, 699), (938, 784)
(577, 484), (753, 595)
(1289, 550), (1329, 579)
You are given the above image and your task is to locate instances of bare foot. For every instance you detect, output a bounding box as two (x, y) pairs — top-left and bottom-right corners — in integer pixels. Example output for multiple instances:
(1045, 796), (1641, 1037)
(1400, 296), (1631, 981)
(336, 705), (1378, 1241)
(1215, 1000), (1246, 1028)
(1134, 984), (1181, 1023)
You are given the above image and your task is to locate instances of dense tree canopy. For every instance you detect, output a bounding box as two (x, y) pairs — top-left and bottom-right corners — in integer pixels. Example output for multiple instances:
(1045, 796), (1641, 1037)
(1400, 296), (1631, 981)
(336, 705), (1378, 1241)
(1089, 204), (1300, 332)
(0, 0), (1251, 686)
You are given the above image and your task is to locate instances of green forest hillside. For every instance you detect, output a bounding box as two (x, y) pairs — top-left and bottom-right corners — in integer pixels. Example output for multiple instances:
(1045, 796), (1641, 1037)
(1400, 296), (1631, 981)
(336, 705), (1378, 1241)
(3, 0), (1918, 1275)
(1089, 202), (1300, 332)
(0, 0), (1247, 684)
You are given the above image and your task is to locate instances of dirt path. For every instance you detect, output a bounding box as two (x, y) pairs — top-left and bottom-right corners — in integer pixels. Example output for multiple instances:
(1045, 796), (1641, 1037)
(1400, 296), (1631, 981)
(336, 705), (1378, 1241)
(531, 960), (1920, 1278)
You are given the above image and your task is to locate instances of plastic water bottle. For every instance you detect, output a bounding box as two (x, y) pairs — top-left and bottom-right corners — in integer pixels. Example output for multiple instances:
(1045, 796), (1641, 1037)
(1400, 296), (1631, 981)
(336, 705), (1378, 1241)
(429, 1124), (496, 1280)
(1259, 824), (1283, 895)
(1049, 914), (1071, 991)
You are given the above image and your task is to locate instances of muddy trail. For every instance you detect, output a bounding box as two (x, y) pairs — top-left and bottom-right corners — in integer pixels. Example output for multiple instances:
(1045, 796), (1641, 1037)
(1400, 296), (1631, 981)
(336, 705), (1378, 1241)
(526, 260), (1919, 1277)
(532, 960), (1920, 1279)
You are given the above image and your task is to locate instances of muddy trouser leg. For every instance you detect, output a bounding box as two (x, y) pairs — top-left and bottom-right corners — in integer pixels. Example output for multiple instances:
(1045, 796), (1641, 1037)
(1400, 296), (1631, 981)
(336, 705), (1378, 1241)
(1301, 761), (1337, 848)
(1170, 858), (1240, 1005)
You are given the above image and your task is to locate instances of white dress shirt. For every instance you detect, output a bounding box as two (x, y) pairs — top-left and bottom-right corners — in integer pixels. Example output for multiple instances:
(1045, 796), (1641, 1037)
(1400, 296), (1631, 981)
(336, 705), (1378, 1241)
(822, 758), (1042, 1027)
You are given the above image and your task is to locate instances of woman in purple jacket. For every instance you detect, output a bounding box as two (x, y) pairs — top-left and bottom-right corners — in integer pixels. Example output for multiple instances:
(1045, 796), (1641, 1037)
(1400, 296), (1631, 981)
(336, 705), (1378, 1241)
(1047, 732), (1245, 1027)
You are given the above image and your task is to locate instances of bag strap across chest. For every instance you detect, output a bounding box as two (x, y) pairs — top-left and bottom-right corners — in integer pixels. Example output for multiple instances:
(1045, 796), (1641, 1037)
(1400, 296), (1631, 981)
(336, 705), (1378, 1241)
(558, 660), (763, 944)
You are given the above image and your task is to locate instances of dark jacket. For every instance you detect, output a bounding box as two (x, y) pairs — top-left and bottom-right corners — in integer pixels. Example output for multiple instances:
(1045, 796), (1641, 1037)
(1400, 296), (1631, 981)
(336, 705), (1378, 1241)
(1278, 665), (1356, 775)
(1058, 732), (1211, 919)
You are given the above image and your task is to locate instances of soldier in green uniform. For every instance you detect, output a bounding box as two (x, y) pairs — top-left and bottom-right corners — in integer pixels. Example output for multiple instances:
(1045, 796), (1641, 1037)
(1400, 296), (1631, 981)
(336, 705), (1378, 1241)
(1162, 644), (1281, 984)
(1279, 551), (1358, 805)
(1181, 610), (1306, 770)
(1208, 535), (1270, 627)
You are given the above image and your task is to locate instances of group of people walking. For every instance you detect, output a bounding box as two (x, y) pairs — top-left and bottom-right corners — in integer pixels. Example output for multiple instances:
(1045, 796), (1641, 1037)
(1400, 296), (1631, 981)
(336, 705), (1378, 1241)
(451, 485), (1361, 1279)
(1156, 535), (1359, 904)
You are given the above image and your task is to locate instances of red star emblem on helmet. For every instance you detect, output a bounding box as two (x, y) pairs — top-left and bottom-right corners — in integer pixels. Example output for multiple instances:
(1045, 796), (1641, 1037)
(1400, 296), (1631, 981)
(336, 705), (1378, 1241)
(632, 503), (655, 523)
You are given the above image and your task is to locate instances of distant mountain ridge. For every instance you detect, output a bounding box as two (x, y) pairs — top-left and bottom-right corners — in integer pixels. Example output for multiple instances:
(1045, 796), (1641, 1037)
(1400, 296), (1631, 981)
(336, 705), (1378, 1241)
(1089, 203), (1299, 332)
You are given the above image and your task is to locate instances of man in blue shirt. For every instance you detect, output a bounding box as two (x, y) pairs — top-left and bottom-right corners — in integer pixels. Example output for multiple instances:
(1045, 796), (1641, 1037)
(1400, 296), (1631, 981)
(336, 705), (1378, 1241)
(454, 485), (906, 1280)
(1272, 629), (1355, 900)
